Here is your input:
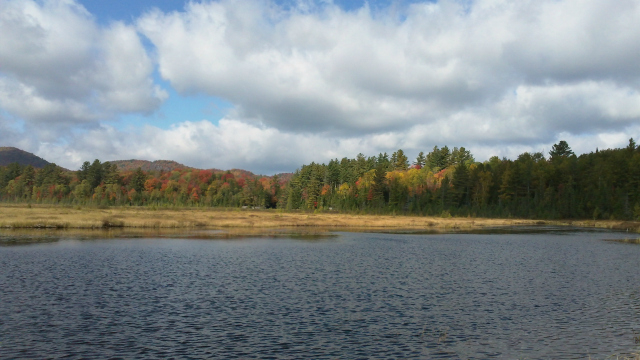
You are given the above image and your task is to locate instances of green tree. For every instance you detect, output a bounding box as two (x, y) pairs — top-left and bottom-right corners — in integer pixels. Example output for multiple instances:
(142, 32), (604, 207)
(77, 161), (91, 182)
(371, 164), (387, 207)
(549, 140), (574, 160)
(87, 159), (103, 189)
(131, 167), (147, 193)
(21, 165), (35, 188)
(414, 151), (426, 168)
(451, 162), (470, 207)
(392, 149), (409, 170)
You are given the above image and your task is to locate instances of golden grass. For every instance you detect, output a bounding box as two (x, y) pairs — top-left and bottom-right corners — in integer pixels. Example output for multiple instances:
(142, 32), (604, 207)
(0, 204), (639, 233)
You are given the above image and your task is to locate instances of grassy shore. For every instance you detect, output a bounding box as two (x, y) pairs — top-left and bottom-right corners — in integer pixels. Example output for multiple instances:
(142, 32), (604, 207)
(1, 203), (639, 232)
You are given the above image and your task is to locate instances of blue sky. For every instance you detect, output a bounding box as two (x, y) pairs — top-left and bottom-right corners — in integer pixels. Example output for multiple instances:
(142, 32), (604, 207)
(1, 0), (639, 174)
(80, 0), (425, 23)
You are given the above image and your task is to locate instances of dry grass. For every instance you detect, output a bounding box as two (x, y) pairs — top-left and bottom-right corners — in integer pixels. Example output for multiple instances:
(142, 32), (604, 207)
(1, 204), (639, 233)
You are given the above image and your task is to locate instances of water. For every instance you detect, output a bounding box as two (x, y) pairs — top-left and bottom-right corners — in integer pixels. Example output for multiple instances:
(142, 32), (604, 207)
(1, 229), (639, 359)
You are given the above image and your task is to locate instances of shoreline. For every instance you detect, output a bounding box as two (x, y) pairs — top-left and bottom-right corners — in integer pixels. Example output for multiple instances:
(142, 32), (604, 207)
(1, 203), (639, 233)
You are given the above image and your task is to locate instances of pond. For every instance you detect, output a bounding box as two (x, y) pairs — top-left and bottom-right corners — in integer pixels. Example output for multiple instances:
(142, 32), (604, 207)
(1, 227), (639, 359)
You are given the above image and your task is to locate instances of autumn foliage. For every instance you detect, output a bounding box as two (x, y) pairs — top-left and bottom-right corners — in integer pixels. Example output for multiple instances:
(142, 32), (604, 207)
(2, 140), (640, 221)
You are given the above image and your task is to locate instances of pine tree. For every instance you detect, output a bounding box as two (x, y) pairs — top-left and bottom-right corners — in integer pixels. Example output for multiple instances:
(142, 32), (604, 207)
(451, 162), (470, 207)
(414, 151), (426, 168)
(394, 149), (409, 170)
(131, 167), (147, 193)
(549, 140), (574, 160)
(87, 159), (103, 189)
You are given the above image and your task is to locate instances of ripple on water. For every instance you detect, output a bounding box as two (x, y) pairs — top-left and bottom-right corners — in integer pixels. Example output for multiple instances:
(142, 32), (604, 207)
(0, 231), (639, 359)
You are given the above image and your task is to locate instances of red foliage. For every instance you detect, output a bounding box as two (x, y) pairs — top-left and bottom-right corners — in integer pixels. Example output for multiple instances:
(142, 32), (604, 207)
(198, 170), (213, 184)
(160, 179), (170, 191)
(127, 189), (137, 200)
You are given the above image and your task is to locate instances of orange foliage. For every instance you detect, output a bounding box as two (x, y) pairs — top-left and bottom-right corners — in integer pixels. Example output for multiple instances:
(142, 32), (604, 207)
(144, 178), (159, 192)
(259, 177), (271, 190)
(191, 187), (200, 201)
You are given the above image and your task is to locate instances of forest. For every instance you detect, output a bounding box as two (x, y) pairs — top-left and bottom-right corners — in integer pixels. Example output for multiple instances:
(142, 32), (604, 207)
(1, 140), (639, 220)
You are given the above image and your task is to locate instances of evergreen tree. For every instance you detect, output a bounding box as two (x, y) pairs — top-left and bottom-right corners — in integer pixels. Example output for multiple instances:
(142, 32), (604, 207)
(131, 167), (147, 193)
(78, 161), (91, 182)
(451, 162), (470, 207)
(627, 138), (637, 152)
(270, 174), (281, 208)
(393, 149), (409, 170)
(371, 164), (387, 207)
(414, 151), (426, 168)
(286, 171), (303, 210)
(377, 152), (390, 169)
(21, 165), (35, 188)
(549, 140), (574, 160)
(87, 159), (103, 189)
(103, 163), (122, 185)
(450, 147), (474, 166)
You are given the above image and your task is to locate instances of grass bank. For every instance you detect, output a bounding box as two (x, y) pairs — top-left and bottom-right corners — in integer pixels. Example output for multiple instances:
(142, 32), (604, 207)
(1, 203), (639, 232)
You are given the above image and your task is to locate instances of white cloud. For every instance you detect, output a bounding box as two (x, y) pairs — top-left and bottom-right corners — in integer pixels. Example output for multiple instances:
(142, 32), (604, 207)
(138, 0), (640, 139)
(0, 0), (166, 130)
(35, 118), (640, 174)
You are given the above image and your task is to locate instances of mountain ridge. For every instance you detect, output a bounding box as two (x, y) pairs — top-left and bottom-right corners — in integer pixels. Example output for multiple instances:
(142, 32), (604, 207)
(107, 159), (292, 180)
(0, 146), (291, 179)
(107, 159), (193, 172)
(0, 147), (51, 168)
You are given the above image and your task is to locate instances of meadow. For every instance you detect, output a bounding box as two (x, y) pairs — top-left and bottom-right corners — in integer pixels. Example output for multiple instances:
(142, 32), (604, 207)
(1, 204), (639, 233)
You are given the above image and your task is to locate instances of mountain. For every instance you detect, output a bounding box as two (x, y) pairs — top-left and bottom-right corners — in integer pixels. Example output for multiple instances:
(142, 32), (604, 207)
(274, 172), (293, 182)
(107, 159), (192, 172)
(0, 147), (50, 168)
(0, 147), (291, 180)
(108, 159), (291, 179)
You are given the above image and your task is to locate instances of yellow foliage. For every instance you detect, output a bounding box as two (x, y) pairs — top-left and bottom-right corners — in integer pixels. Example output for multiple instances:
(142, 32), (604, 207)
(357, 169), (377, 190)
(337, 183), (351, 198)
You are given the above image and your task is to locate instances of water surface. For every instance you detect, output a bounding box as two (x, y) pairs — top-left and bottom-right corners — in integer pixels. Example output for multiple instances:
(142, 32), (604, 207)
(1, 228), (639, 358)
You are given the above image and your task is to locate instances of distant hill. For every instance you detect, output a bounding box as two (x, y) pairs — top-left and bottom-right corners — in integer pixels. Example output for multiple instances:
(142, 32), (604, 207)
(108, 159), (192, 172)
(107, 159), (289, 180)
(0, 147), (50, 168)
(274, 172), (293, 182)
(0, 147), (290, 180)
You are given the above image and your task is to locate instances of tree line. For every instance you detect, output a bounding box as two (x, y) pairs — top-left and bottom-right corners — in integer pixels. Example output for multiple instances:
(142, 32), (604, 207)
(0, 160), (282, 208)
(1, 140), (639, 220)
(280, 140), (640, 220)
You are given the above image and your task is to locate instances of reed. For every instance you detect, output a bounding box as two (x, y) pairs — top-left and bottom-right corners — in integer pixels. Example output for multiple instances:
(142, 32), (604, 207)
(1, 204), (639, 232)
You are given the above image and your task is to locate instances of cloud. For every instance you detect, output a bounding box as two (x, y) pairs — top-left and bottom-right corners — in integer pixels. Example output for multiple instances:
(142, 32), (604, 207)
(40, 119), (356, 173)
(35, 117), (637, 174)
(138, 0), (640, 141)
(0, 0), (166, 132)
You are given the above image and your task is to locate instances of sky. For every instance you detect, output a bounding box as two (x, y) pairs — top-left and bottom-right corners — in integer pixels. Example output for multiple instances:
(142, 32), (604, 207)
(1, 0), (640, 174)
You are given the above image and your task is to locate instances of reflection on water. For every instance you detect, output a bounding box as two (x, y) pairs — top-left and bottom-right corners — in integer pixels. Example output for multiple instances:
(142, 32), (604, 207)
(0, 225), (625, 246)
(0, 227), (340, 245)
(1, 229), (639, 359)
